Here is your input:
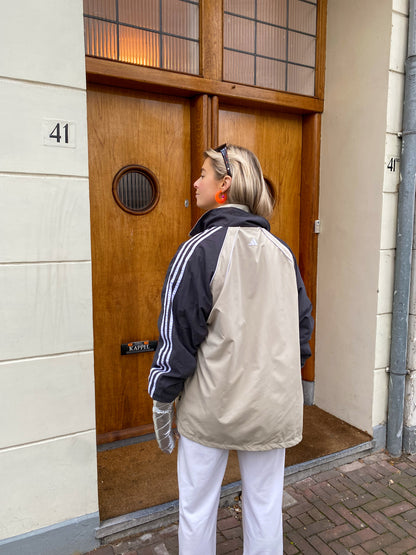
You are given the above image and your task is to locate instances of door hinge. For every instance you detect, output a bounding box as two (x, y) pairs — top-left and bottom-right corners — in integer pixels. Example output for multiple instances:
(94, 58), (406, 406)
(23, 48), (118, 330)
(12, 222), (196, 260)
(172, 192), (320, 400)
(314, 220), (321, 234)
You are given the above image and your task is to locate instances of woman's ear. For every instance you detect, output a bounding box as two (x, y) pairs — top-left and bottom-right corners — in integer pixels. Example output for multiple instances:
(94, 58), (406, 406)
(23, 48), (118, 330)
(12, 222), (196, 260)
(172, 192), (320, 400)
(222, 175), (232, 192)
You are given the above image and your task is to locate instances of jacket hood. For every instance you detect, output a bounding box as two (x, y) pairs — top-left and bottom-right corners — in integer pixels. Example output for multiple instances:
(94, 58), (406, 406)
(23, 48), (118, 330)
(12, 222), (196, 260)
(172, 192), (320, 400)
(190, 206), (270, 236)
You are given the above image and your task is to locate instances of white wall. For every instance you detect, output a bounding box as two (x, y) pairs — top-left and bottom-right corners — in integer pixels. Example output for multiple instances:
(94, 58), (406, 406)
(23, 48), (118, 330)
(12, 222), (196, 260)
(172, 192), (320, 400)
(374, 0), (408, 433)
(315, 0), (393, 433)
(0, 0), (98, 541)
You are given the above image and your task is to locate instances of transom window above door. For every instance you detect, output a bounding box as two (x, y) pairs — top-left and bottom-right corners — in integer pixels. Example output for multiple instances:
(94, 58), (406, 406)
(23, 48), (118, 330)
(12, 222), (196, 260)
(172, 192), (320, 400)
(84, 0), (200, 74)
(223, 0), (317, 96)
(83, 0), (319, 97)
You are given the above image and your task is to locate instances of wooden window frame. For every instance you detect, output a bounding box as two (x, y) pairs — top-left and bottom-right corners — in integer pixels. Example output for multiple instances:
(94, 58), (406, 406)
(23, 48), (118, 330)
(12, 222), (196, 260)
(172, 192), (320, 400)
(86, 0), (326, 112)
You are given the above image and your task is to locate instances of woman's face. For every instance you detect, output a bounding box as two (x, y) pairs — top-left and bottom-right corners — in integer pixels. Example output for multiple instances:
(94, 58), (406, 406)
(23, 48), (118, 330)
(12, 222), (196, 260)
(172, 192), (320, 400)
(194, 157), (224, 211)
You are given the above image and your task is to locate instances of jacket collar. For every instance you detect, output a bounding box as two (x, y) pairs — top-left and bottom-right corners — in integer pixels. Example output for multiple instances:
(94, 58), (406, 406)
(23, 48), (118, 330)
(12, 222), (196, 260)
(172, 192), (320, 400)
(190, 206), (270, 236)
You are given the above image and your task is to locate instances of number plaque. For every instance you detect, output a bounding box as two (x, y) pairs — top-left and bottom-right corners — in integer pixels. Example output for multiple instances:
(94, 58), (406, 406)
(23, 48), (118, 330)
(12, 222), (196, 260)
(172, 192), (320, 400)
(43, 120), (75, 148)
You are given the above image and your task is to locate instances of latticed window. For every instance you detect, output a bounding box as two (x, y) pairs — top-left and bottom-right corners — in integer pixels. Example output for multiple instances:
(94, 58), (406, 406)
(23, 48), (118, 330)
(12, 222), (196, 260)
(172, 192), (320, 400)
(223, 0), (317, 96)
(84, 0), (200, 74)
(83, 0), (318, 96)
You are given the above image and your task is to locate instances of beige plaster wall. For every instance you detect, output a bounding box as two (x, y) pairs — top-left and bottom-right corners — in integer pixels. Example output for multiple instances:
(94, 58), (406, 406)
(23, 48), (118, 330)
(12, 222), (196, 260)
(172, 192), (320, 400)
(315, 0), (393, 433)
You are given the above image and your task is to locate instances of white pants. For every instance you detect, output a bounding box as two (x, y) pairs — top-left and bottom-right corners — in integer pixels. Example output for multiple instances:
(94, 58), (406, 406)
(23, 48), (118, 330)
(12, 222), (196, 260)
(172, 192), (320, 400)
(177, 435), (285, 555)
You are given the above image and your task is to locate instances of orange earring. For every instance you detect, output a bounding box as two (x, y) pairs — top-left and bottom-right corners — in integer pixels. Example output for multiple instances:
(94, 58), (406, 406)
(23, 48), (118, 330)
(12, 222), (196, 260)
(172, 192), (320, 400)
(215, 190), (227, 204)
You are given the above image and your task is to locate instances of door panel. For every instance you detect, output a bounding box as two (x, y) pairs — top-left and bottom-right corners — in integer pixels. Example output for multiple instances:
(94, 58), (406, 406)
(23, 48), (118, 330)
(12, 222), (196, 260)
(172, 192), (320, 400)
(218, 106), (302, 258)
(87, 85), (192, 443)
(88, 91), (304, 443)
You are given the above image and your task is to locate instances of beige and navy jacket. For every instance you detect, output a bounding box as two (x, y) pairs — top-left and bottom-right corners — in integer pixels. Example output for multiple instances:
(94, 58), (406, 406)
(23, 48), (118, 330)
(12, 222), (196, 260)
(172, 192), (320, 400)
(148, 205), (313, 450)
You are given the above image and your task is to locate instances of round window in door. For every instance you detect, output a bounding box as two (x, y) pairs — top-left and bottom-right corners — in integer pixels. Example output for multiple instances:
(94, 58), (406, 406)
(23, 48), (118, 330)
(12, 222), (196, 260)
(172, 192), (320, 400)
(112, 165), (160, 215)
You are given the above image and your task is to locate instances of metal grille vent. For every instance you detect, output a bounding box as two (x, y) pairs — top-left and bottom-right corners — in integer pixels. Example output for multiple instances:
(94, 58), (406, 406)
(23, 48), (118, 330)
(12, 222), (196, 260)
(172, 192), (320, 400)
(112, 166), (159, 215)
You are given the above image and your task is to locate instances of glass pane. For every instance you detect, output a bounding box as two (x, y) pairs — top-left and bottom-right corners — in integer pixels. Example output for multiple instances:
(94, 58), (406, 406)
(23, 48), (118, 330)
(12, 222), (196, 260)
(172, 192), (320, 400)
(119, 26), (160, 67)
(288, 31), (315, 66)
(224, 0), (255, 19)
(256, 58), (286, 90)
(289, 0), (316, 35)
(256, 23), (286, 60)
(162, 0), (199, 39)
(84, 18), (117, 60)
(287, 64), (315, 96)
(223, 51), (254, 85)
(224, 14), (255, 53)
(163, 36), (199, 74)
(118, 0), (159, 30)
(257, 0), (286, 26)
(84, 0), (116, 20)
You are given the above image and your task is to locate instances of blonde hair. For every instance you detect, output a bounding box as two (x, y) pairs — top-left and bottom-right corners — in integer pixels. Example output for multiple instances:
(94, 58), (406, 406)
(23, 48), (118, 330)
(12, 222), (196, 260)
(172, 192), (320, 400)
(204, 144), (274, 219)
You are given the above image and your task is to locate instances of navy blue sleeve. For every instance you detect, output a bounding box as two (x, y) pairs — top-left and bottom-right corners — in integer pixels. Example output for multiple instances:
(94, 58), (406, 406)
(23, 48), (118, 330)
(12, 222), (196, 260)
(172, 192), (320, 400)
(275, 235), (314, 368)
(148, 227), (226, 402)
(294, 262), (314, 367)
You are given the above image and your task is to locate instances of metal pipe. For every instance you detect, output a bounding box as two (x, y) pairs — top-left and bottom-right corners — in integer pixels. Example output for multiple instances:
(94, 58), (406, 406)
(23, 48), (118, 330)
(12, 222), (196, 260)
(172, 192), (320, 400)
(387, 0), (416, 456)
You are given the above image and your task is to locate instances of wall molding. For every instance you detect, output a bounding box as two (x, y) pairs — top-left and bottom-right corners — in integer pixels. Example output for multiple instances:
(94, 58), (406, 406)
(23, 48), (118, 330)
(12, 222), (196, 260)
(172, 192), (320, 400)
(0, 512), (99, 555)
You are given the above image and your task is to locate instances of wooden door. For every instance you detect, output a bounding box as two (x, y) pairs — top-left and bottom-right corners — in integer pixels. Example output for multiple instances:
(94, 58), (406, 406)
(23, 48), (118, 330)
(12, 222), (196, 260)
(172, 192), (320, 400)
(218, 105), (302, 258)
(87, 84), (192, 444)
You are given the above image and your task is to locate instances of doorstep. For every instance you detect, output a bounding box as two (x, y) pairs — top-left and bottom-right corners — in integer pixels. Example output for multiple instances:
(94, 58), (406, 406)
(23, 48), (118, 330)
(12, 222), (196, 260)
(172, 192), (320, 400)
(95, 439), (375, 544)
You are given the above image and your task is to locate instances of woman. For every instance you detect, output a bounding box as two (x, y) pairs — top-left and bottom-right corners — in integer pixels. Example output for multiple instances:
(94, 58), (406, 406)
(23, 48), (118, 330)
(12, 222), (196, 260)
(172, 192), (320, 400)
(149, 144), (313, 554)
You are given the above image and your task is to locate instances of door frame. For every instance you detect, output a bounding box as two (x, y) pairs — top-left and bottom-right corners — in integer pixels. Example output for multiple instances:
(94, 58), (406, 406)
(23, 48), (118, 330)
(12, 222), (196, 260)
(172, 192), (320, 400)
(86, 78), (321, 383)
(85, 0), (326, 384)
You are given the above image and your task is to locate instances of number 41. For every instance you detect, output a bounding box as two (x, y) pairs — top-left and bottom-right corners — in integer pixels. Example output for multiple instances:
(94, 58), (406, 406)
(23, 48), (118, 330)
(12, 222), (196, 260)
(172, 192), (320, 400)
(49, 122), (69, 144)
(387, 157), (399, 172)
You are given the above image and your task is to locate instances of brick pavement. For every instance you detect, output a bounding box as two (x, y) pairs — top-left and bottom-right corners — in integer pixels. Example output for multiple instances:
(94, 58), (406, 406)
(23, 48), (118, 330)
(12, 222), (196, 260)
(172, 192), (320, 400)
(84, 451), (416, 555)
